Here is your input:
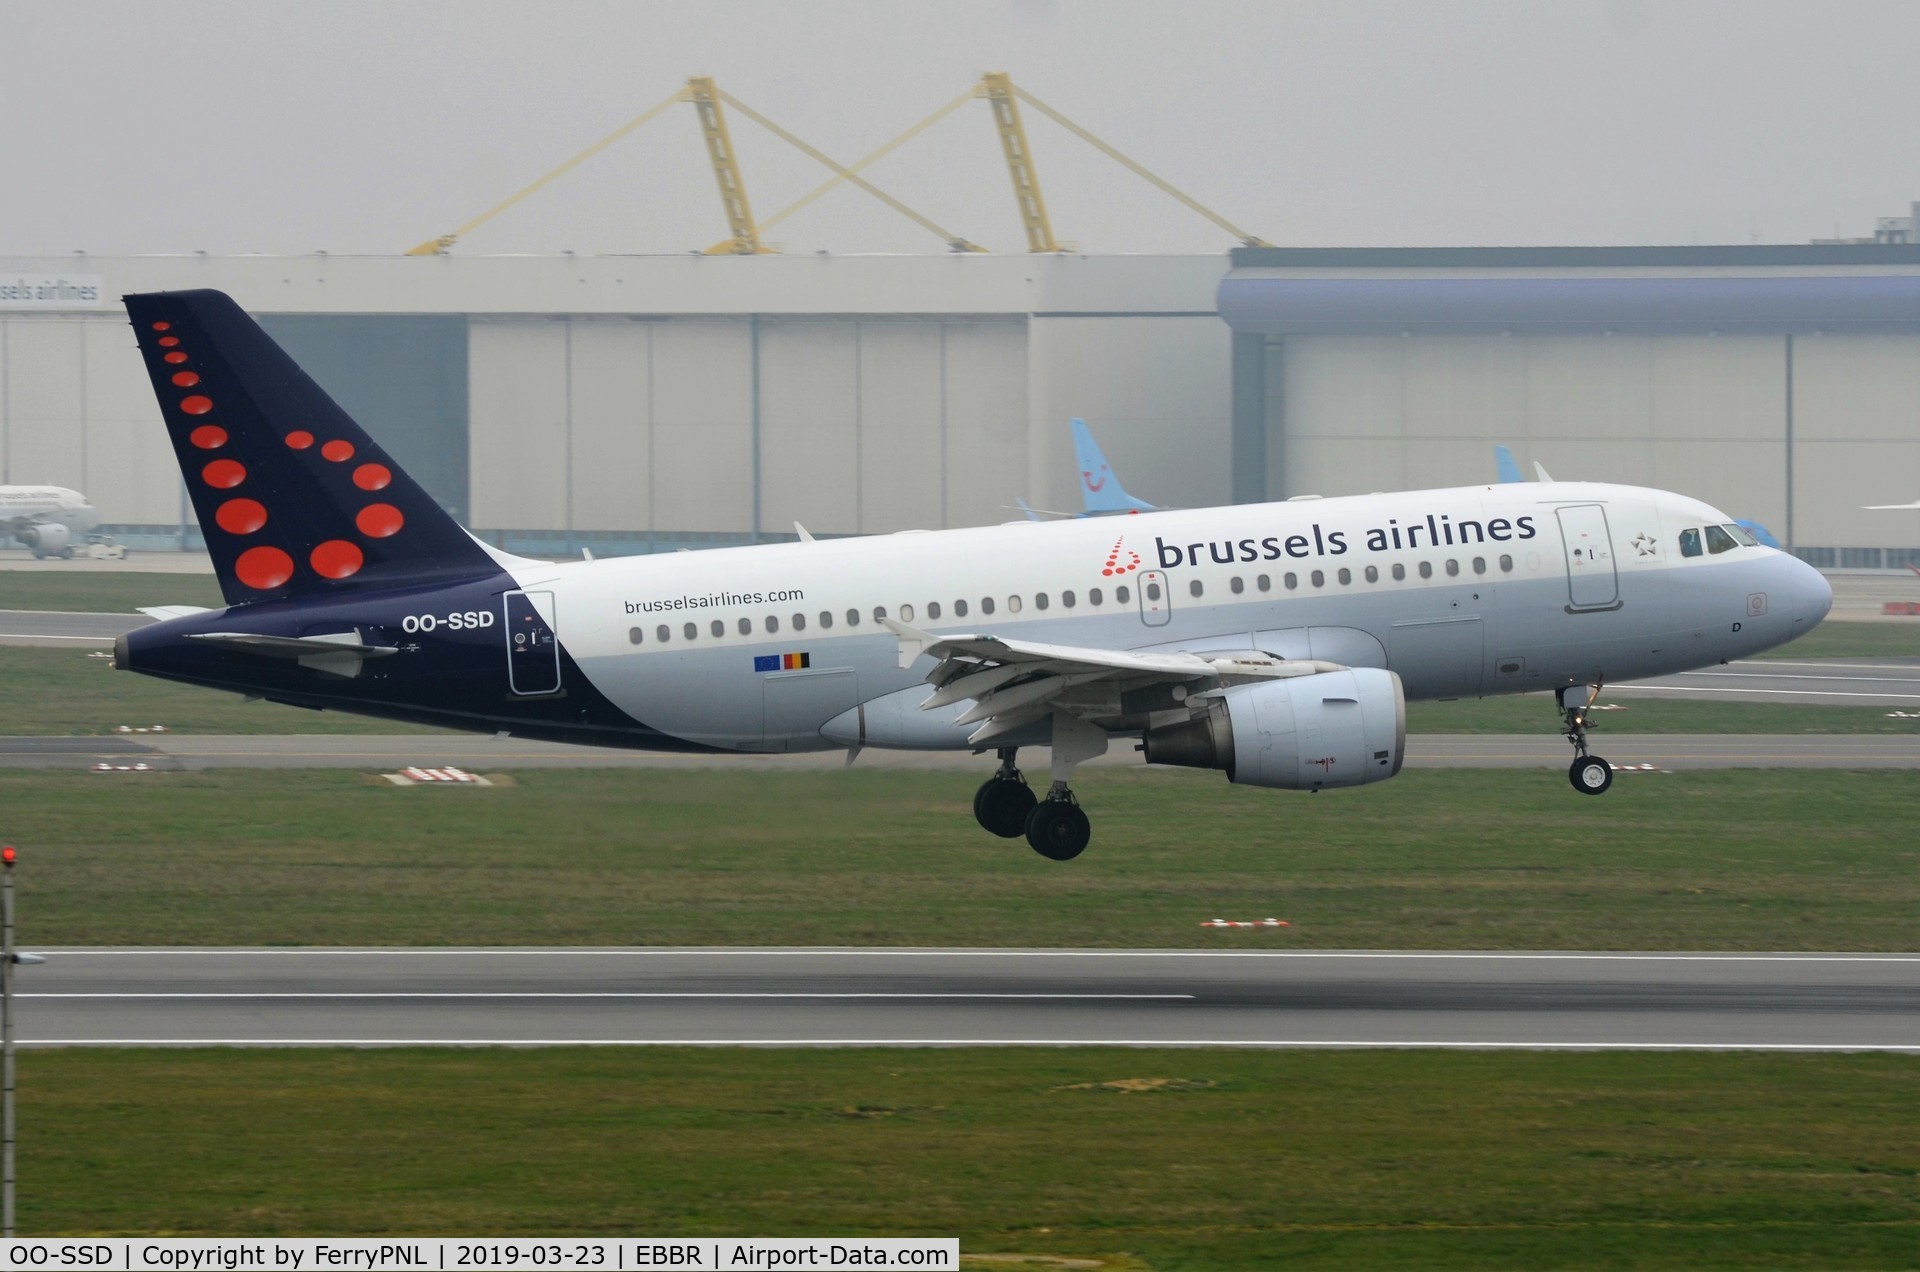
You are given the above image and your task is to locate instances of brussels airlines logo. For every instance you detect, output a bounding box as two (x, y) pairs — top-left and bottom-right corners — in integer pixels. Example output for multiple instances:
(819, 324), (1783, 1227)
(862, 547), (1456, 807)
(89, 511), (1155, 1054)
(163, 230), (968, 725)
(1154, 513), (1538, 570)
(1101, 537), (1141, 577)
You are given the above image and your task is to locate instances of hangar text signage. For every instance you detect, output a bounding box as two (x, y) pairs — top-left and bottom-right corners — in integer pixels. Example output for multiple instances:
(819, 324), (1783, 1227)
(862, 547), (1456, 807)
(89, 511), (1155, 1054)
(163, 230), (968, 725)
(0, 273), (107, 308)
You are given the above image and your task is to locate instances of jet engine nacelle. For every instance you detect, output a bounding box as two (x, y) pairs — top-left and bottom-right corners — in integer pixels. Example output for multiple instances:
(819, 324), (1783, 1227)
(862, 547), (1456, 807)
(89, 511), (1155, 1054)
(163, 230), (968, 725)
(20, 521), (71, 556)
(1141, 668), (1406, 791)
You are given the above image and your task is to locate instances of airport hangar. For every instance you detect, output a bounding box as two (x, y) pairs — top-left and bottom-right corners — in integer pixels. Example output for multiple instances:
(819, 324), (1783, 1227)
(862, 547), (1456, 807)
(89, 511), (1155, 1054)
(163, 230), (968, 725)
(2, 243), (1918, 568)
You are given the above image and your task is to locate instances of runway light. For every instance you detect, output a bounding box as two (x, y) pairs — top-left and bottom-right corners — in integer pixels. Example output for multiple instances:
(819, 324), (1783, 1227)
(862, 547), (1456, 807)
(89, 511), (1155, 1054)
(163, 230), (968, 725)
(1, 847), (14, 867)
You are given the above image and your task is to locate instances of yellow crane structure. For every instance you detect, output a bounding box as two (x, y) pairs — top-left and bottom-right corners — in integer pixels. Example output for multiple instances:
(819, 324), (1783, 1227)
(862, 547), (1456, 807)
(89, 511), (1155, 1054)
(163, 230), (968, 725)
(977, 72), (1060, 253)
(404, 75), (1268, 256)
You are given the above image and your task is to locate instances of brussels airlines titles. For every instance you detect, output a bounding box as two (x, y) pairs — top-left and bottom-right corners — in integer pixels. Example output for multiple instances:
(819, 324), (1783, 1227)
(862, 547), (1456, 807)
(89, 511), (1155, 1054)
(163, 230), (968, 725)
(1153, 512), (1539, 569)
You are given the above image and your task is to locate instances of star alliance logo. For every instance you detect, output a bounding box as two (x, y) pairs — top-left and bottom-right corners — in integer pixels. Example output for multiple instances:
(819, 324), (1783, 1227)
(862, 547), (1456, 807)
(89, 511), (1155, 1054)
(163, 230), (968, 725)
(1631, 532), (1659, 557)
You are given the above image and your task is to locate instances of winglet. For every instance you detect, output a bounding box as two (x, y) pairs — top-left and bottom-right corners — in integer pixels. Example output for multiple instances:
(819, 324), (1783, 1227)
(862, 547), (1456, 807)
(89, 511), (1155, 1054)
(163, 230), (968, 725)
(1533, 461), (1554, 483)
(794, 522), (815, 542)
(880, 616), (941, 670)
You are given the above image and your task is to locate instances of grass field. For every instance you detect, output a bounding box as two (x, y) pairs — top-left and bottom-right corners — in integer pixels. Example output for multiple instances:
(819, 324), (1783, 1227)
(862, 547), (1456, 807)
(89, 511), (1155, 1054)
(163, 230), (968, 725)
(0, 569), (223, 613)
(0, 646), (451, 735)
(9, 767), (1918, 949)
(24, 1047), (1920, 1267)
(1, 639), (1913, 738)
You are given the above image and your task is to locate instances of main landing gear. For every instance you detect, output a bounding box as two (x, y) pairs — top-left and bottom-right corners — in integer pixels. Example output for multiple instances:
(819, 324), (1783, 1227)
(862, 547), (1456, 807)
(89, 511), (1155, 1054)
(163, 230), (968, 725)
(972, 715), (1108, 861)
(1559, 683), (1613, 796)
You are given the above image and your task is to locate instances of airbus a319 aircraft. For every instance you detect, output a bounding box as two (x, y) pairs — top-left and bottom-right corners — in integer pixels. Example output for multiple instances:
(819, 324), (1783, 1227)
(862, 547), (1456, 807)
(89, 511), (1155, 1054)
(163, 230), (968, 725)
(117, 291), (1833, 860)
(2, 485), (101, 557)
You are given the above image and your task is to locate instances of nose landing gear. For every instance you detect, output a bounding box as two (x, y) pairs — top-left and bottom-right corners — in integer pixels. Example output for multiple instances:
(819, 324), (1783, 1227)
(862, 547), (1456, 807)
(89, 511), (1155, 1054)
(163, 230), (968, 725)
(1560, 683), (1613, 795)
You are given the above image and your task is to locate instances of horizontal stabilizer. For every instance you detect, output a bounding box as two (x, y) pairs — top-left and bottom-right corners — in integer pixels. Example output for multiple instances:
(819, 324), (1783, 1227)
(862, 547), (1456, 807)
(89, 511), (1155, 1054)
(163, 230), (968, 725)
(137, 605), (215, 622)
(185, 630), (396, 678)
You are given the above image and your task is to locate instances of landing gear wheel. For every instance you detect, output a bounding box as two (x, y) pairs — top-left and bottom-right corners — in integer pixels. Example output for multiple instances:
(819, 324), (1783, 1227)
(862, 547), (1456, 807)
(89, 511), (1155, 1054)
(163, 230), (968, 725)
(1025, 800), (1091, 861)
(1569, 755), (1613, 795)
(973, 778), (1037, 838)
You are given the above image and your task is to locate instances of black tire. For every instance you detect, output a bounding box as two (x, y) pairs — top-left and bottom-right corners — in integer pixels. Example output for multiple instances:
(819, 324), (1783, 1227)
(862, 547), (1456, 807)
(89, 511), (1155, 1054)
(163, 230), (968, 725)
(1024, 800), (1091, 860)
(1569, 755), (1613, 795)
(59, 546), (75, 559)
(973, 778), (1036, 838)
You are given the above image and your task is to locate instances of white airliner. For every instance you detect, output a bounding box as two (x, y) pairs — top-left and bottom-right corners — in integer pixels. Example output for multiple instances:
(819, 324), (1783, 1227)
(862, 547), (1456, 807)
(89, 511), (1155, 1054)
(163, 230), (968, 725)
(114, 291), (1834, 860)
(1, 485), (101, 558)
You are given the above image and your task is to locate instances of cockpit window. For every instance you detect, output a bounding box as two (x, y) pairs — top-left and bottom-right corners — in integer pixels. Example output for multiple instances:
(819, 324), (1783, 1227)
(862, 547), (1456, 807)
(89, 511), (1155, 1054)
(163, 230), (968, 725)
(1705, 524), (1739, 555)
(1723, 522), (1759, 547)
(1678, 528), (1703, 558)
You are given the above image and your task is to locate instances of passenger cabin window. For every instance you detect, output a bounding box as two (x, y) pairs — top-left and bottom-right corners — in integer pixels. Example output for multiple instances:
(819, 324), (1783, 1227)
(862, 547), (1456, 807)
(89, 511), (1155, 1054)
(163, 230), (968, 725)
(1705, 524), (1740, 554)
(1391, 563), (1406, 581)
(1035, 593), (1049, 611)
(711, 620), (725, 637)
(1115, 586), (1130, 604)
(1257, 574), (1271, 592)
(898, 604), (914, 622)
(1008, 595), (1024, 613)
(981, 597), (995, 615)
(739, 617), (753, 636)
(1364, 565), (1378, 583)
(846, 609), (860, 626)
(1062, 590), (1076, 608)
(1337, 567), (1352, 585)
(873, 606), (887, 622)
(955, 599), (968, 618)
(1088, 588), (1102, 606)
(1189, 579), (1204, 598)
(656, 625), (670, 643)
(765, 616), (779, 633)
(1418, 561), (1433, 579)
(1499, 554), (1514, 572)
(1679, 528), (1703, 558)
(1473, 557), (1487, 575)
(926, 602), (941, 620)
(792, 614), (806, 631)
(629, 627), (644, 645)
(819, 611), (833, 629)
(684, 622), (697, 641)
(1310, 570), (1325, 588)
(1230, 576), (1245, 594)
(1284, 573), (1298, 590)
(1445, 559), (1460, 577)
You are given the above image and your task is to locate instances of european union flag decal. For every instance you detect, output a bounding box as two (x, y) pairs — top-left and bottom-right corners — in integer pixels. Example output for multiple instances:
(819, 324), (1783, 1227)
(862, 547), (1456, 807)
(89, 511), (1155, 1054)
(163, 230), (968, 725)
(754, 652), (811, 672)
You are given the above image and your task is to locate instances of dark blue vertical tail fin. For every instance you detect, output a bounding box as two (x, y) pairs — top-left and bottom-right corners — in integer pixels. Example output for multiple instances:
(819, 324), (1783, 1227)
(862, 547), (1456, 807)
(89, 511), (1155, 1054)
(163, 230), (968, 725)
(125, 289), (499, 607)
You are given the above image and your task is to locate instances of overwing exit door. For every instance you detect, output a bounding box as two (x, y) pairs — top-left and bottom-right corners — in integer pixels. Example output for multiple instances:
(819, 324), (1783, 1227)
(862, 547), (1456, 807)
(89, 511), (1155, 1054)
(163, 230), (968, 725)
(504, 590), (562, 695)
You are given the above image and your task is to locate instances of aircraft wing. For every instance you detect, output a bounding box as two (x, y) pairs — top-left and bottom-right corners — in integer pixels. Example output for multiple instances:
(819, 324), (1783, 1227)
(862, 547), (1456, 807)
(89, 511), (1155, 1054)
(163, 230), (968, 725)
(1863, 500), (1920, 509)
(882, 618), (1341, 746)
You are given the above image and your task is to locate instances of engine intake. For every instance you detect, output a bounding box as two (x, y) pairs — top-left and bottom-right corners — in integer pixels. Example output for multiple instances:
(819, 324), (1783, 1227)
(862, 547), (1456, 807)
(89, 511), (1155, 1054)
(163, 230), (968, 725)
(20, 521), (71, 555)
(1142, 668), (1406, 791)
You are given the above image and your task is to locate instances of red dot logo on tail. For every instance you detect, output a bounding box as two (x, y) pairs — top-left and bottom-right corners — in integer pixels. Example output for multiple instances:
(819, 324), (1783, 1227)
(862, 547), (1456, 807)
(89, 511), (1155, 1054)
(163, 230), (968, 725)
(234, 546), (293, 591)
(310, 540), (364, 580)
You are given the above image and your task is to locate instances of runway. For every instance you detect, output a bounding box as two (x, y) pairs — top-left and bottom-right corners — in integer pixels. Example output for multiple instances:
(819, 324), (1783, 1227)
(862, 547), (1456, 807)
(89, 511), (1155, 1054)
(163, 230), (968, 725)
(2, 730), (1916, 771)
(19, 948), (1920, 1050)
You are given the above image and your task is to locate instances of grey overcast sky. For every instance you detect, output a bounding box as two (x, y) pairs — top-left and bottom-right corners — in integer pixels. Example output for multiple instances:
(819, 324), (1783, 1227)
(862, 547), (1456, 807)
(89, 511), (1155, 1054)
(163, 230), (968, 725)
(4, 0), (1917, 257)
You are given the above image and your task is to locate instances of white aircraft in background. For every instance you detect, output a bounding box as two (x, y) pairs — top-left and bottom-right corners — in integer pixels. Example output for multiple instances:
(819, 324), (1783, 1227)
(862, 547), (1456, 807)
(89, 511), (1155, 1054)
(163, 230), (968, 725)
(115, 290), (1834, 861)
(1, 485), (101, 558)
(1862, 499), (1920, 510)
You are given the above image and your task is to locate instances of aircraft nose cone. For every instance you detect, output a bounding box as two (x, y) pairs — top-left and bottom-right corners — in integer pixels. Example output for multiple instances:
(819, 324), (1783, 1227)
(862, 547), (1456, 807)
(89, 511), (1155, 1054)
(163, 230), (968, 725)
(1787, 555), (1833, 627)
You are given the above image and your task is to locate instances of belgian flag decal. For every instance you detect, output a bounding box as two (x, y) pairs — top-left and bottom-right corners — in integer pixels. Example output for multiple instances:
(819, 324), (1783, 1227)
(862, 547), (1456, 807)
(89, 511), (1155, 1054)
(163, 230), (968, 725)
(753, 652), (811, 672)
